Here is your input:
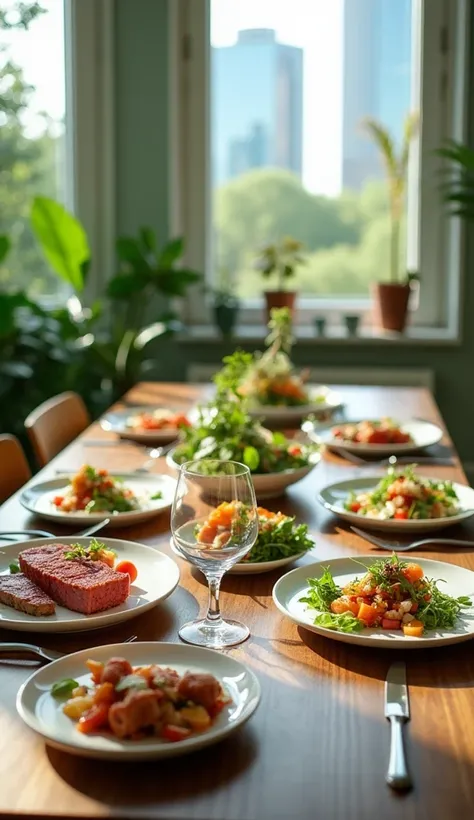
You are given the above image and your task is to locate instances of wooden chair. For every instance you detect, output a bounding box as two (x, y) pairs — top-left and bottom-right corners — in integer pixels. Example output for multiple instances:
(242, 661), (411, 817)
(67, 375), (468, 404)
(25, 391), (91, 467)
(0, 434), (32, 502)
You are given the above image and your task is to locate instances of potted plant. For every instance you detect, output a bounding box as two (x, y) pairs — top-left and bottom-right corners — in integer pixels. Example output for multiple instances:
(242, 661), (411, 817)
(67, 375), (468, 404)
(437, 140), (474, 221)
(211, 268), (240, 338)
(254, 236), (305, 322)
(363, 112), (418, 332)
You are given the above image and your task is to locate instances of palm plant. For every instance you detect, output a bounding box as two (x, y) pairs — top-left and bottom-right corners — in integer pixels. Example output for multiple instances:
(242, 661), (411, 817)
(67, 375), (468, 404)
(437, 140), (474, 221)
(363, 112), (418, 283)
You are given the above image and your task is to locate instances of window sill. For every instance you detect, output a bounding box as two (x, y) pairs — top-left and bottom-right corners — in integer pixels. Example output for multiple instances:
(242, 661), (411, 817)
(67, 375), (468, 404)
(177, 324), (461, 346)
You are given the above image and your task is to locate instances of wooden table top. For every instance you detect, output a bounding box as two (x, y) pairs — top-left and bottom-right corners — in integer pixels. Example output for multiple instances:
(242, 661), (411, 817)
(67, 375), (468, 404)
(1, 383), (474, 820)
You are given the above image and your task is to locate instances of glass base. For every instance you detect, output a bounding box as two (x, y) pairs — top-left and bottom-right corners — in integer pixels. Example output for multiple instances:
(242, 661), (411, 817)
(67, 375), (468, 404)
(178, 617), (250, 649)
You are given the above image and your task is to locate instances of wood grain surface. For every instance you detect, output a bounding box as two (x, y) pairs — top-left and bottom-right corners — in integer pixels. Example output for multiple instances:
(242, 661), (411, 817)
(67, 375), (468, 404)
(0, 384), (473, 820)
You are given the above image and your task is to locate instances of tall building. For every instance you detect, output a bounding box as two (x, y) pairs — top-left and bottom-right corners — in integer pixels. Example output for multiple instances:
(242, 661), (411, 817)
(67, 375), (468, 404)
(212, 29), (303, 185)
(342, 0), (412, 190)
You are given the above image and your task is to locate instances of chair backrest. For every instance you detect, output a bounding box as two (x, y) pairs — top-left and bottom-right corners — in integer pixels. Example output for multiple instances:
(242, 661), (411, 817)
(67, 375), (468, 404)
(25, 391), (91, 467)
(0, 434), (32, 502)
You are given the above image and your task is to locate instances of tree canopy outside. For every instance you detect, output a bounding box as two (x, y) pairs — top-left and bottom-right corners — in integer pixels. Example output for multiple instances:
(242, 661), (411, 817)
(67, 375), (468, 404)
(214, 168), (407, 298)
(0, 1), (64, 297)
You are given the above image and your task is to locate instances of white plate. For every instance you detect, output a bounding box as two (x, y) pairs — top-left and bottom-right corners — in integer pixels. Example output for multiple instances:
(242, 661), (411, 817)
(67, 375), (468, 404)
(0, 537), (179, 632)
(17, 641), (261, 759)
(273, 556), (474, 648)
(318, 476), (474, 532)
(308, 418), (443, 456)
(101, 407), (185, 444)
(166, 449), (320, 500)
(20, 473), (177, 528)
(247, 385), (343, 424)
(169, 537), (307, 575)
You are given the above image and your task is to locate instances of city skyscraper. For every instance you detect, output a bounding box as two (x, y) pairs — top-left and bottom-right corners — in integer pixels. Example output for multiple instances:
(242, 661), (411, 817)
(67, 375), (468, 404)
(342, 0), (412, 190)
(212, 29), (303, 185)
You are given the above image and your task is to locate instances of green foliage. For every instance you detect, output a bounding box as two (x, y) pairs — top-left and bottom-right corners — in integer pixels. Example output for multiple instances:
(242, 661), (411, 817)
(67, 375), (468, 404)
(437, 140), (474, 222)
(31, 197), (90, 291)
(265, 307), (294, 355)
(0, 235), (10, 263)
(253, 236), (305, 291)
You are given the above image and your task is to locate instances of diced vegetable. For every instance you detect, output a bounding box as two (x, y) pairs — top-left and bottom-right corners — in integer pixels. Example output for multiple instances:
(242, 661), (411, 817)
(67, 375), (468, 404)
(63, 695), (94, 719)
(77, 703), (110, 734)
(162, 724), (192, 742)
(51, 678), (80, 699)
(402, 563), (424, 583)
(115, 560), (138, 583)
(403, 619), (424, 637)
(92, 682), (116, 704)
(357, 602), (380, 625)
(86, 659), (104, 685)
(382, 618), (401, 630)
(180, 705), (212, 731)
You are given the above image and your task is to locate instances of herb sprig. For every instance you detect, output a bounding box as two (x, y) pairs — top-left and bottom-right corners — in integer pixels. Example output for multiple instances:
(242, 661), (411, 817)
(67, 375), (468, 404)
(299, 568), (342, 611)
(63, 539), (115, 562)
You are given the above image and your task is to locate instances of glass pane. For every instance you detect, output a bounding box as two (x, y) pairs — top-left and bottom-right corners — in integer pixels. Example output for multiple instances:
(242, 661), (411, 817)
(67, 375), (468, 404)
(0, 0), (67, 297)
(211, 0), (414, 300)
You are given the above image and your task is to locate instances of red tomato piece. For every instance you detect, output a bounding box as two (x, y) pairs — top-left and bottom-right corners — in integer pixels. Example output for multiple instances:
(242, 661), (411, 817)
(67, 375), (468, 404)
(394, 510), (408, 520)
(53, 496), (64, 507)
(382, 619), (401, 630)
(350, 502), (361, 512)
(77, 702), (110, 734)
(115, 560), (138, 583)
(162, 725), (192, 742)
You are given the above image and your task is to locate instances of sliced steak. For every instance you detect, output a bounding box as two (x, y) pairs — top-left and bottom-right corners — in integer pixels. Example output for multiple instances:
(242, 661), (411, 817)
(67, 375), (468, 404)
(19, 544), (130, 615)
(0, 574), (56, 616)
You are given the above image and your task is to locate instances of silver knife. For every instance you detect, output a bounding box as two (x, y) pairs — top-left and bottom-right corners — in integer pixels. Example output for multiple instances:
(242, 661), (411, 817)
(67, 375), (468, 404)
(385, 661), (412, 790)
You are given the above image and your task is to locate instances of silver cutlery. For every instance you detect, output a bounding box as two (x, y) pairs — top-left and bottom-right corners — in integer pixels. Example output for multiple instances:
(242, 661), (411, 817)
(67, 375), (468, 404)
(350, 525), (474, 552)
(337, 450), (454, 467)
(385, 661), (412, 790)
(0, 519), (110, 543)
(0, 634), (138, 664)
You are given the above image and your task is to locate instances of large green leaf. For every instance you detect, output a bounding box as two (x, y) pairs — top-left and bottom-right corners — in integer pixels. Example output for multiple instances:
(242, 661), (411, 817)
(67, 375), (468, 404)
(107, 272), (150, 299)
(31, 197), (90, 292)
(154, 268), (201, 296)
(0, 235), (11, 264)
(139, 227), (156, 253)
(156, 237), (184, 268)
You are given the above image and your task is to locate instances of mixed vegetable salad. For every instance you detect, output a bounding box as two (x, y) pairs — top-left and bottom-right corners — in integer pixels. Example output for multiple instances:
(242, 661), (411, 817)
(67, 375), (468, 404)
(53, 466), (141, 514)
(332, 418), (413, 445)
(54, 657), (229, 741)
(172, 397), (317, 474)
(127, 409), (190, 431)
(344, 467), (459, 521)
(300, 555), (472, 636)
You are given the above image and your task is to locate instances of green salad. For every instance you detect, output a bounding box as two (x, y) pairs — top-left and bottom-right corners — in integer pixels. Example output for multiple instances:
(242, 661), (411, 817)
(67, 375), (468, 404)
(172, 397), (318, 474)
(243, 508), (314, 563)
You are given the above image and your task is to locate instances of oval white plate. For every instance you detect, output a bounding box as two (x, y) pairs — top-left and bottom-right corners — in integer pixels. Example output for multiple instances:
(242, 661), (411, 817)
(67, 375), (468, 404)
(20, 473), (177, 528)
(17, 641), (261, 759)
(307, 418), (443, 456)
(247, 386), (343, 424)
(169, 537), (307, 575)
(0, 537), (179, 632)
(318, 476), (474, 532)
(166, 449), (320, 500)
(273, 556), (474, 648)
(101, 407), (185, 444)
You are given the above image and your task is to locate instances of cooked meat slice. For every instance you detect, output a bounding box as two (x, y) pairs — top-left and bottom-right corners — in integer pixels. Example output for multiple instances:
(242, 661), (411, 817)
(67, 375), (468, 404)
(108, 688), (164, 738)
(0, 574), (55, 616)
(19, 544), (130, 614)
(101, 657), (133, 685)
(177, 672), (221, 710)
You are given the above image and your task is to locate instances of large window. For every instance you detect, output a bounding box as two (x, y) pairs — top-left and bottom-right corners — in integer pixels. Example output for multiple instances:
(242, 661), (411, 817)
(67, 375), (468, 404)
(173, 0), (467, 332)
(0, 0), (67, 297)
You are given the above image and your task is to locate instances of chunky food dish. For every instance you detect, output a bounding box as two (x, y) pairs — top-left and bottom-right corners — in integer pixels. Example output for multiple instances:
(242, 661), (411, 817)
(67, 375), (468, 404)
(301, 555), (472, 636)
(331, 418), (413, 446)
(345, 467), (459, 521)
(53, 465), (141, 514)
(1, 541), (136, 617)
(55, 657), (229, 742)
(126, 409), (190, 432)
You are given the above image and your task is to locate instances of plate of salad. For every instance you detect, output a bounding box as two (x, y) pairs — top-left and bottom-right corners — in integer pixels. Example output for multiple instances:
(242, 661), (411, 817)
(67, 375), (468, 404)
(167, 396), (320, 499)
(273, 555), (474, 648)
(171, 506), (315, 574)
(20, 466), (178, 527)
(318, 467), (474, 532)
(101, 407), (191, 444)
(213, 310), (342, 424)
(305, 417), (443, 456)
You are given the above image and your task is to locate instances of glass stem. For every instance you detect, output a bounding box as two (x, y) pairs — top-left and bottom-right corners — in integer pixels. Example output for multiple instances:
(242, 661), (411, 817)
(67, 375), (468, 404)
(206, 574), (223, 624)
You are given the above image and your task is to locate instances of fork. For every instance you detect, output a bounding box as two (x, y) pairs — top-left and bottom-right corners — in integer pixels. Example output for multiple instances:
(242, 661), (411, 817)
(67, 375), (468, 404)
(0, 519), (110, 542)
(0, 634), (138, 664)
(337, 450), (455, 467)
(350, 525), (474, 552)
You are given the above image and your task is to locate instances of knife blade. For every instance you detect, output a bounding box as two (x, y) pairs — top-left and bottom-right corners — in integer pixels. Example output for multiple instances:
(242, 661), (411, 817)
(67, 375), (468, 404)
(385, 662), (412, 790)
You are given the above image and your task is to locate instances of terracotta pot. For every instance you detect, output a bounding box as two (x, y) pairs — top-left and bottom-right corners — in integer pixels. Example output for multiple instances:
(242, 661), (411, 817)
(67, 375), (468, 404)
(372, 282), (411, 332)
(264, 291), (297, 323)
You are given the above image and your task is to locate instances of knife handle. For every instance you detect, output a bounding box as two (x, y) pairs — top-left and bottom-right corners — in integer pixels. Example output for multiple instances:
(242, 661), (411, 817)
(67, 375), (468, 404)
(386, 716), (412, 790)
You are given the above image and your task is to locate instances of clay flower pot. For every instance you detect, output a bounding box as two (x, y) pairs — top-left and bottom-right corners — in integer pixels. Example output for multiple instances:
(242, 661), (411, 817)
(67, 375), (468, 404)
(372, 282), (411, 332)
(264, 291), (296, 323)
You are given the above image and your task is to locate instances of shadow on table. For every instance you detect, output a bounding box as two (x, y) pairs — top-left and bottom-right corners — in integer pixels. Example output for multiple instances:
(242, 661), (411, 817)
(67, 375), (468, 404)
(47, 725), (259, 807)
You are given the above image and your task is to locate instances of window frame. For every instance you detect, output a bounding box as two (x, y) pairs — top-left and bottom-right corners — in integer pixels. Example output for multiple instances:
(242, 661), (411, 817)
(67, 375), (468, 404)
(171, 0), (469, 336)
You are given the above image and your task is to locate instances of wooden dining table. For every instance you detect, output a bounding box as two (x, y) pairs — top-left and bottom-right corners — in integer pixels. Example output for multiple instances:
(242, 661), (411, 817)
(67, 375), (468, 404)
(1, 382), (474, 820)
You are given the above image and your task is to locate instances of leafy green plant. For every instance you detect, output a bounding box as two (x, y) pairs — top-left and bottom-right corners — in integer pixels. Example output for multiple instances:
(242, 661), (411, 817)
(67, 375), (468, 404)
(363, 112), (418, 283)
(437, 140), (474, 221)
(31, 197), (90, 291)
(253, 236), (306, 291)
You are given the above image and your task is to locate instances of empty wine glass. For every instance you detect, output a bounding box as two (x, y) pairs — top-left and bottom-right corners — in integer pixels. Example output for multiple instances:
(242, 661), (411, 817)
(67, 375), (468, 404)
(171, 459), (258, 648)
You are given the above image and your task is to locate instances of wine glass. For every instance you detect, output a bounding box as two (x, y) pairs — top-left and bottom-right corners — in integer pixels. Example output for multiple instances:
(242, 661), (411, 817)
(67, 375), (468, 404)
(171, 459), (258, 648)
